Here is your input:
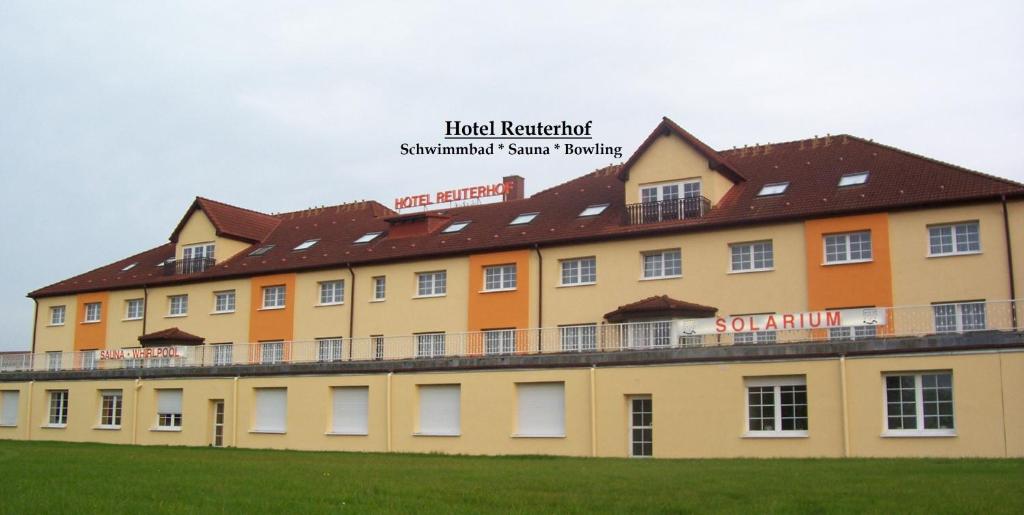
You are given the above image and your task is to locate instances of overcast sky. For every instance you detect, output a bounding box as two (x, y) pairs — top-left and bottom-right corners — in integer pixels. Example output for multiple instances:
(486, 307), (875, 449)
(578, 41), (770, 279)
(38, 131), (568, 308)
(0, 1), (1021, 351)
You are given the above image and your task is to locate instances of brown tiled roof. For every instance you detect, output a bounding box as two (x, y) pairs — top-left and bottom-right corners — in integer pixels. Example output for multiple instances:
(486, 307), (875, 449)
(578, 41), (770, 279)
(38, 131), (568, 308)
(170, 197), (282, 243)
(604, 295), (718, 322)
(618, 117), (745, 183)
(138, 327), (205, 344)
(29, 122), (1024, 298)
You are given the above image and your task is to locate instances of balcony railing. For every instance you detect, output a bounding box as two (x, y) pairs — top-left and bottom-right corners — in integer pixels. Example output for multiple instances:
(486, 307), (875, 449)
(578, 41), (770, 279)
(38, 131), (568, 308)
(163, 257), (215, 275)
(1, 300), (1019, 374)
(625, 197), (711, 225)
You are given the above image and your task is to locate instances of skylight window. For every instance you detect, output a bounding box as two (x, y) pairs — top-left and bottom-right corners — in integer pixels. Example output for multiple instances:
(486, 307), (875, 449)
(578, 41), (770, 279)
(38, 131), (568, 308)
(578, 204), (609, 217)
(249, 245), (275, 256)
(839, 171), (869, 187)
(757, 182), (789, 196)
(121, 262), (137, 271)
(354, 231), (383, 244)
(293, 239), (320, 251)
(509, 212), (539, 225)
(156, 258), (174, 267)
(442, 221), (471, 233)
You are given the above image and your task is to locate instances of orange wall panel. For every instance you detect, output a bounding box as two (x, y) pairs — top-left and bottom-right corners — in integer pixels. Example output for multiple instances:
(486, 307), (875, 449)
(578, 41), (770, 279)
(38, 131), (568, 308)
(248, 274), (296, 343)
(74, 292), (109, 351)
(467, 250), (531, 349)
(804, 213), (893, 311)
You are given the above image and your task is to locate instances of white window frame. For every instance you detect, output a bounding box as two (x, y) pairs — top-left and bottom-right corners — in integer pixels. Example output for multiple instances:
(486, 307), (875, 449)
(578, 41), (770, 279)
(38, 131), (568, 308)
(829, 325), (878, 341)
(0, 391), (19, 427)
(560, 324), (597, 352)
(641, 249), (682, 280)
(260, 341), (284, 364)
(330, 386), (369, 435)
(560, 257), (597, 286)
(168, 294), (188, 316)
(318, 280), (345, 306)
(47, 390), (68, 427)
(213, 290), (236, 313)
(49, 305), (66, 326)
(252, 388), (287, 434)
(757, 182), (789, 196)
(509, 212), (539, 225)
(639, 179), (701, 203)
(442, 221), (471, 233)
(729, 241), (774, 273)
(928, 221), (981, 257)
(823, 231), (872, 264)
(293, 238), (319, 251)
(733, 330), (777, 345)
(353, 231), (383, 244)
(882, 372), (955, 437)
(514, 382), (566, 438)
(262, 285), (286, 309)
(155, 389), (183, 430)
(318, 338), (344, 362)
(99, 390), (123, 428)
(744, 376), (808, 438)
(415, 333), (446, 358)
(416, 271), (447, 298)
(578, 204), (609, 217)
(81, 351), (97, 371)
(482, 264), (516, 292)
(416, 384), (460, 436)
(125, 299), (145, 320)
(483, 329), (516, 355)
(372, 276), (386, 301)
(47, 351), (62, 372)
(182, 243), (215, 261)
(84, 302), (102, 323)
(838, 171), (869, 187)
(212, 343), (233, 366)
(932, 301), (986, 333)
(629, 395), (653, 458)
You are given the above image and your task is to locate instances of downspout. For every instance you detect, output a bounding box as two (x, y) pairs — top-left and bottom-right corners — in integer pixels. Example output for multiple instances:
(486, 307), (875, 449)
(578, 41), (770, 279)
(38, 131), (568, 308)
(347, 263), (356, 359)
(1001, 196), (1017, 329)
(839, 355), (850, 458)
(232, 376), (239, 448)
(589, 365), (597, 457)
(132, 378), (142, 445)
(386, 372), (393, 452)
(25, 381), (34, 441)
(142, 285), (149, 336)
(30, 298), (38, 354)
(533, 245), (543, 353)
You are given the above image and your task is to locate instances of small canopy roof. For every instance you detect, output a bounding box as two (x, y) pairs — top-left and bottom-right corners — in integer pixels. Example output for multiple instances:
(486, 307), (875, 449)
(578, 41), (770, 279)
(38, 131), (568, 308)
(603, 295), (717, 323)
(137, 327), (205, 347)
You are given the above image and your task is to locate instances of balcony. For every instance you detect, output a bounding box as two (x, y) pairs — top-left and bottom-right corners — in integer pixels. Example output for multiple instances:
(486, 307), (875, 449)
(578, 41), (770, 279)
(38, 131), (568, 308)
(624, 197), (711, 225)
(163, 257), (215, 275)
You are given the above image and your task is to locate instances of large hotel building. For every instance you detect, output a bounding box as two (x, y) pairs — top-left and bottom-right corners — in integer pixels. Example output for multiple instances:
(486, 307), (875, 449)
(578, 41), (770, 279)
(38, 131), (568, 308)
(1, 118), (1021, 458)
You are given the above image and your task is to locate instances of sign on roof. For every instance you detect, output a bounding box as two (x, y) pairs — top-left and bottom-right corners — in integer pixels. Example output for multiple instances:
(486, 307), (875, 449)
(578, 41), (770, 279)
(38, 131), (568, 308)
(676, 308), (886, 336)
(394, 180), (511, 210)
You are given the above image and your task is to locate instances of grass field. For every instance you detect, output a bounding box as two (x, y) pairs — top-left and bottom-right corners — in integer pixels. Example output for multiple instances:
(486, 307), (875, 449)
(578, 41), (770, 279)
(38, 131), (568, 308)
(0, 441), (1021, 514)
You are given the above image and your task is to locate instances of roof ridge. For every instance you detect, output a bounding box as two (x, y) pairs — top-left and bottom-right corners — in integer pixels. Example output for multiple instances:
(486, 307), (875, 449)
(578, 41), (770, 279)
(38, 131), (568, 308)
(275, 200), (396, 219)
(196, 196), (276, 220)
(531, 164), (622, 198)
(26, 242), (174, 297)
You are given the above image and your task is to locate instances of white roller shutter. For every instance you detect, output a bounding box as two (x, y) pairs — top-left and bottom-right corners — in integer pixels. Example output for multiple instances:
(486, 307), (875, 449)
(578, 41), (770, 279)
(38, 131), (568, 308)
(253, 388), (287, 432)
(418, 384), (460, 435)
(516, 382), (565, 436)
(332, 387), (369, 434)
(1, 391), (18, 426)
(156, 389), (182, 414)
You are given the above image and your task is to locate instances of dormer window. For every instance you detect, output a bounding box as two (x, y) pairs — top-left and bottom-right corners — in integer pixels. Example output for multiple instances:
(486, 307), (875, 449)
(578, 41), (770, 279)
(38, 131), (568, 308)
(354, 231), (383, 244)
(249, 245), (274, 256)
(442, 221), (471, 233)
(578, 204), (609, 217)
(510, 212), (539, 225)
(640, 180), (701, 204)
(757, 182), (789, 196)
(839, 172), (869, 187)
(293, 239), (319, 251)
(183, 243), (215, 261)
(121, 262), (138, 271)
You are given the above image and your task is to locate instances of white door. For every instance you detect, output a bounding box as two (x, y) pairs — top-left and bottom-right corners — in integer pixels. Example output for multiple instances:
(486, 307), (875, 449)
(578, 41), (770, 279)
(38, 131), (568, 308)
(212, 401), (225, 447)
(630, 396), (652, 457)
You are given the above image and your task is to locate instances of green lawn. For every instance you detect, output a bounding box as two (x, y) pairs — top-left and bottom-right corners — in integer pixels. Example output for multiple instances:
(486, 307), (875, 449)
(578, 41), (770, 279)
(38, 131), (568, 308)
(0, 441), (1021, 514)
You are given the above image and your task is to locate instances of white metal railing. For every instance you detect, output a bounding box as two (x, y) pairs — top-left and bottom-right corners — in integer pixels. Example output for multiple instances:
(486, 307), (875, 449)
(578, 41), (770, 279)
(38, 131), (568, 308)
(1, 300), (1020, 374)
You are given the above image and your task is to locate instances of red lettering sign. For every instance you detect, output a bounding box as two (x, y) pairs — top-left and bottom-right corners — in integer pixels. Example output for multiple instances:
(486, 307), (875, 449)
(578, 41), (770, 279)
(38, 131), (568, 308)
(394, 181), (510, 210)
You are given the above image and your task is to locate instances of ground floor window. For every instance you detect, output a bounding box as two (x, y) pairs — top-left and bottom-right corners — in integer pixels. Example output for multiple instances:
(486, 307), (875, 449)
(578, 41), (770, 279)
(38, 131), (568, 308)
(629, 396), (652, 457)
(100, 390), (123, 427)
(0, 391), (19, 426)
(331, 386), (369, 435)
(253, 388), (287, 433)
(417, 384), (460, 436)
(884, 372), (954, 435)
(745, 376), (807, 435)
(156, 389), (183, 429)
(515, 382), (565, 437)
(560, 324), (596, 352)
(48, 390), (68, 426)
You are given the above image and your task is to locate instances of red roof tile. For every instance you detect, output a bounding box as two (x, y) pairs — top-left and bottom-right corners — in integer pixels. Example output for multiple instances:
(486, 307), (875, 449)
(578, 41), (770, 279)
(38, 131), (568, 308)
(138, 327), (205, 344)
(604, 295), (718, 322)
(171, 197), (282, 243)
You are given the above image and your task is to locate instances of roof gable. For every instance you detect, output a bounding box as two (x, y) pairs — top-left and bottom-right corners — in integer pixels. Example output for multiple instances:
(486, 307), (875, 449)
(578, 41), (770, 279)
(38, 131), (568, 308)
(170, 197), (281, 244)
(618, 117), (746, 184)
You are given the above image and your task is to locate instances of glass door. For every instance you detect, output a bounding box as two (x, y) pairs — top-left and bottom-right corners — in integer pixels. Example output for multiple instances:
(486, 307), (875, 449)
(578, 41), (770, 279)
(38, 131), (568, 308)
(212, 400), (225, 447)
(630, 396), (652, 457)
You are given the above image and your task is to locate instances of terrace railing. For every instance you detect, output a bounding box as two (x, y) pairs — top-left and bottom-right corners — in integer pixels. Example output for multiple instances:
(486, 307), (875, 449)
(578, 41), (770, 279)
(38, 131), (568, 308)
(163, 257), (216, 275)
(624, 196), (711, 225)
(1, 300), (1019, 374)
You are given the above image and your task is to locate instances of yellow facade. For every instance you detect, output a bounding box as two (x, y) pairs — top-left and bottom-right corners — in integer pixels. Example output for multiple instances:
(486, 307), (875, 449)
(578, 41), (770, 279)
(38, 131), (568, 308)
(174, 210), (250, 263)
(623, 131), (736, 206)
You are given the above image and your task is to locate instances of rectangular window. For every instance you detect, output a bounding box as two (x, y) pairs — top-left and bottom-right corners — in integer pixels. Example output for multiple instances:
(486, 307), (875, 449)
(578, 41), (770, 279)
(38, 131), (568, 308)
(318, 338), (344, 362)
(156, 389), (183, 429)
(885, 372), (954, 435)
(417, 384), (460, 436)
(373, 335), (385, 360)
(933, 302), (986, 333)
(642, 249), (682, 279)
(560, 257), (597, 286)
(49, 306), (66, 326)
(929, 222), (980, 256)
(48, 390), (68, 426)
(81, 351), (97, 371)
(483, 329), (516, 355)
(84, 302), (102, 322)
(630, 396), (653, 458)
(746, 377), (808, 435)
(372, 276), (386, 300)
(125, 299), (144, 320)
(416, 271), (447, 297)
(730, 241), (774, 272)
(260, 341), (284, 364)
(516, 383), (565, 437)
(99, 390), (123, 427)
(824, 231), (872, 264)
(734, 331), (777, 344)
(1, 391), (20, 426)
(415, 333), (446, 358)
(262, 285), (286, 309)
(212, 344), (233, 366)
(483, 264), (516, 291)
(253, 388), (287, 433)
(627, 321), (672, 348)
(214, 291), (236, 313)
(331, 386), (369, 435)
(182, 243), (215, 261)
(168, 295), (188, 316)
(319, 280), (344, 305)
(560, 324), (597, 352)
(829, 325), (878, 341)
(47, 351), (62, 371)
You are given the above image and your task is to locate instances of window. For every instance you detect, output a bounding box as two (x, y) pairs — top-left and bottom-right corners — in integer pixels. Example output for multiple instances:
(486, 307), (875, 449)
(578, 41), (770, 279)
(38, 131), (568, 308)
(416, 271), (447, 297)
(262, 285), (286, 309)
(212, 344), (233, 366)
(824, 231), (872, 264)
(319, 280), (344, 305)
(373, 335), (385, 360)
(730, 241), (774, 272)
(49, 306), (66, 326)
(626, 321), (672, 348)
(417, 384), (460, 436)
(734, 331), (777, 345)
(640, 180), (701, 203)
(509, 212), (539, 225)
(354, 231), (383, 244)
(293, 238), (319, 251)
(121, 262), (138, 271)
(168, 295), (188, 316)
(933, 302), (986, 333)
(249, 245), (275, 256)
(260, 341), (284, 364)
(578, 204), (609, 217)
(746, 377), (808, 435)
(214, 291), (236, 313)
(318, 338), (343, 362)
(829, 325), (878, 341)
(483, 329), (515, 355)
(483, 264), (516, 291)
(442, 221), (471, 233)
(372, 276), (386, 301)
(331, 386), (369, 435)
(156, 389), (183, 429)
(183, 243), (215, 261)
(560, 324), (597, 352)
(48, 390), (68, 426)
(838, 171), (869, 187)
(253, 388), (287, 433)
(630, 396), (653, 458)
(757, 182), (789, 196)
(416, 333), (445, 358)
(885, 372), (954, 435)
(82, 351), (97, 371)
(1, 391), (20, 426)
(47, 351), (62, 371)
(84, 302), (102, 323)
(642, 250), (682, 279)
(929, 222), (980, 256)
(99, 390), (123, 427)
(560, 257), (596, 286)
(125, 299), (144, 320)
(516, 383), (565, 437)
